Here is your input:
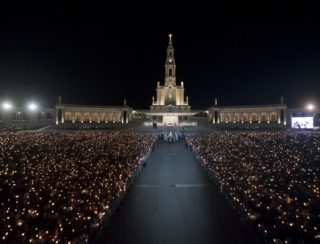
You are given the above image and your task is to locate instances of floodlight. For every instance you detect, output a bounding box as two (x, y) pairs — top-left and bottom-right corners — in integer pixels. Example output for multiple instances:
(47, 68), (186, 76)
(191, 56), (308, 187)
(306, 104), (315, 111)
(28, 102), (38, 111)
(2, 101), (12, 110)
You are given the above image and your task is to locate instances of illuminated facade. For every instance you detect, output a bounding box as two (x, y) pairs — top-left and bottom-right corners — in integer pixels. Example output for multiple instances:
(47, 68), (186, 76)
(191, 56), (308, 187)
(55, 98), (132, 124)
(208, 98), (287, 125)
(149, 34), (192, 125)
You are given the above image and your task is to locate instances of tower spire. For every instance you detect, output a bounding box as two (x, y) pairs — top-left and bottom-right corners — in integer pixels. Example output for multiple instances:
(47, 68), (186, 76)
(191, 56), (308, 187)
(165, 33), (176, 86)
(166, 34), (175, 64)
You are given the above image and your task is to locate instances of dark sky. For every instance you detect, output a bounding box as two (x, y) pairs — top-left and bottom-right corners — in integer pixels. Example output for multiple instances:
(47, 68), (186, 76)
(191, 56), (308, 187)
(0, 2), (319, 109)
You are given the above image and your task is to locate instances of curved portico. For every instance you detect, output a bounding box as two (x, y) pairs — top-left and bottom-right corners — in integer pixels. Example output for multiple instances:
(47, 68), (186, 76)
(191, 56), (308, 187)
(208, 100), (287, 125)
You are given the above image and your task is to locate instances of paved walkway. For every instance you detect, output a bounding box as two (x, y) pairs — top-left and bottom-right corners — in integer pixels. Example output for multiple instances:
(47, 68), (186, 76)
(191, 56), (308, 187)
(96, 140), (258, 244)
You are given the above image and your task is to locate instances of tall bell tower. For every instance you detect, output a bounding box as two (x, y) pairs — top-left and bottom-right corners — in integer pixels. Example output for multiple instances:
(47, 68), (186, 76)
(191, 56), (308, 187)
(150, 34), (191, 125)
(164, 34), (176, 86)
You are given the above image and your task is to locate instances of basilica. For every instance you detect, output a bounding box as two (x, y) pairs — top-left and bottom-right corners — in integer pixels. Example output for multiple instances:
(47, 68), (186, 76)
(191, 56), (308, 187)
(149, 34), (192, 126)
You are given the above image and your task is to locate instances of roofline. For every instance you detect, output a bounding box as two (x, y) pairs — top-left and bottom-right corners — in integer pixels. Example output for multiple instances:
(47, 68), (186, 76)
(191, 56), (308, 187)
(208, 104), (287, 110)
(55, 103), (133, 109)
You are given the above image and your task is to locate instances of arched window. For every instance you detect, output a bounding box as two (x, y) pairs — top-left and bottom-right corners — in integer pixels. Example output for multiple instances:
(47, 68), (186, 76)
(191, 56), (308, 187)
(38, 112), (43, 121)
(169, 69), (172, 76)
(65, 113), (72, 122)
(271, 113), (277, 121)
(251, 113), (258, 121)
(75, 113), (82, 122)
(243, 114), (249, 122)
(261, 114), (267, 122)
(46, 112), (52, 121)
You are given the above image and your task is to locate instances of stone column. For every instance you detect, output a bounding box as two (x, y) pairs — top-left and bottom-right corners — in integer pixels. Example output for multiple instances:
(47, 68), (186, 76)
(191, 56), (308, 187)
(55, 107), (59, 125)
(212, 110), (215, 124)
(61, 109), (65, 124)
(283, 109), (287, 126)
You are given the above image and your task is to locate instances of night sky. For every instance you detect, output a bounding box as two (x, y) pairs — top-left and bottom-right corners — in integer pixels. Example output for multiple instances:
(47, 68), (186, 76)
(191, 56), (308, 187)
(0, 2), (319, 109)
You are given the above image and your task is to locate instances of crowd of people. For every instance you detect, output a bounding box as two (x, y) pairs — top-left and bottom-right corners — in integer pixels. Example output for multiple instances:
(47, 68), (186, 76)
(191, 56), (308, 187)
(210, 123), (286, 131)
(0, 131), (156, 243)
(53, 121), (128, 130)
(0, 123), (22, 132)
(187, 132), (320, 244)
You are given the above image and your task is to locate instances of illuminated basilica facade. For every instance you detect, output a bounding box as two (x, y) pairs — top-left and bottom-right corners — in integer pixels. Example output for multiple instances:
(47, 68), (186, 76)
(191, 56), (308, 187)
(149, 34), (192, 125)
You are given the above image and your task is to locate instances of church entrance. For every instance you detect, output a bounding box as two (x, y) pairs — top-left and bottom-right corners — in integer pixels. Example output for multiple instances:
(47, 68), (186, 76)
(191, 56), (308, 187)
(163, 115), (178, 126)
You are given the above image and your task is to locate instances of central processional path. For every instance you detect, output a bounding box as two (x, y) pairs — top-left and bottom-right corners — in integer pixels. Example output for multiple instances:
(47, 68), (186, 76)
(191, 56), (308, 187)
(96, 139), (257, 244)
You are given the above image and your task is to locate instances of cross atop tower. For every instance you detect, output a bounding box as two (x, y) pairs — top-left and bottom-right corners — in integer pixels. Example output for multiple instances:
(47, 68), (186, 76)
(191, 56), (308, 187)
(169, 33), (172, 43)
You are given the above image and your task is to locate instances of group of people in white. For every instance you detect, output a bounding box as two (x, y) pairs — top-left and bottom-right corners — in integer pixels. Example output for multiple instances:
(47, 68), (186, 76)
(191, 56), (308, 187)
(163, 131), (181, 142)
(146, 127), (186, 143)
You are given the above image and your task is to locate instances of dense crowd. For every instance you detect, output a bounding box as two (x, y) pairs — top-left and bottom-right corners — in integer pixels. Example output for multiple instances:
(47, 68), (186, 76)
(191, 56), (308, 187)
(0, 131), (156, 243)
(187, 132), (320, 244)
(0, 124), (22, 132)
(210, 123), (286, 131)
(54, 122), (127, 130)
